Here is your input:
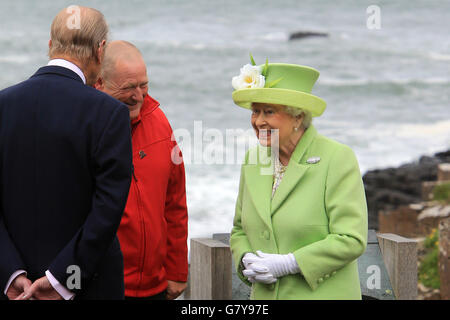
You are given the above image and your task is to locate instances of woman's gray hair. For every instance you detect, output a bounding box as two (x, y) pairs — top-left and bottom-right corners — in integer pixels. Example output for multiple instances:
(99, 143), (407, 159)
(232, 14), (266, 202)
(48, 7), (108, 63)
(284, 106), (312, 129)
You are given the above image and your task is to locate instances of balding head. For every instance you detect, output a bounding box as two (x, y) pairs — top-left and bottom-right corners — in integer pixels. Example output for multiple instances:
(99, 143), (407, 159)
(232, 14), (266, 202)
(48, 6), (108, 63)
(95, 41), (149, 121)
(100, 40), (145, 80)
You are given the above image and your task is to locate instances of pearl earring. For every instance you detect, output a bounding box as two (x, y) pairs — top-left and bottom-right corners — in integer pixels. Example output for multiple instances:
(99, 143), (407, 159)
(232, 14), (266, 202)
(294, 127), (299, 132)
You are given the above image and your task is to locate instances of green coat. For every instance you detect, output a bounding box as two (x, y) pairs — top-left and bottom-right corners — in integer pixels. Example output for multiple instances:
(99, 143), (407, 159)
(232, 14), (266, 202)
(230, 125), (368, 300)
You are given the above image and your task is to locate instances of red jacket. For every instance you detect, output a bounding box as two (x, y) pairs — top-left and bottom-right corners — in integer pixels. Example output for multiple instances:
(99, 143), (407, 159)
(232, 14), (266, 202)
(117, 94), (188, 297)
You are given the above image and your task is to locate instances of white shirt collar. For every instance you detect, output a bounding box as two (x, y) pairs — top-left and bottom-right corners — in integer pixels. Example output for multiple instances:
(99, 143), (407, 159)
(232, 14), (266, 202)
(47, 59), (86, 84)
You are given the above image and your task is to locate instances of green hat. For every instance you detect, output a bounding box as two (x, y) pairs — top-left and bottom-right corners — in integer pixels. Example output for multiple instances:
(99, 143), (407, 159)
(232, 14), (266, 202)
(231, 63), (326, 117)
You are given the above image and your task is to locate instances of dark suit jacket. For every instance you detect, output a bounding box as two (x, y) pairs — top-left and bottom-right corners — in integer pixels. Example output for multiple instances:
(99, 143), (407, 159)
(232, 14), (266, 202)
(0, 65), (133, 299)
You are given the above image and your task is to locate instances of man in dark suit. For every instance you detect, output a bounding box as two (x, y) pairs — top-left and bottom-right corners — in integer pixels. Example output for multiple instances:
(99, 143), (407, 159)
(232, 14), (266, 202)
(0, 6), (132, 300)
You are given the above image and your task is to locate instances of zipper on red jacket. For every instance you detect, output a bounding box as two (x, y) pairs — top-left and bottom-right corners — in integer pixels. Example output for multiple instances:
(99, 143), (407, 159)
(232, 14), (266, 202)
(132, 165), (138, 182)
(130, 124), (147, 294)
(132, 168), (147, 294)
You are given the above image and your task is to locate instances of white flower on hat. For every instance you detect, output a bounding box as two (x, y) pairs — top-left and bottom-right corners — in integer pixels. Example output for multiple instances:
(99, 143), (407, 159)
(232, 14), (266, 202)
(232, 64), (265, 90)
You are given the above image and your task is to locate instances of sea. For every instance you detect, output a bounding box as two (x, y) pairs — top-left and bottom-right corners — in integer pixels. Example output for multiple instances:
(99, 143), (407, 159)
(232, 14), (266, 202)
(1, 0), (449, 244)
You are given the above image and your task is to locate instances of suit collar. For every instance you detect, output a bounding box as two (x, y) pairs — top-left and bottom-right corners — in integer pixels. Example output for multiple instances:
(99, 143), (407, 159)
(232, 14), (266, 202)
(47, 59), (86, 84)
(31, 65), (85, 84)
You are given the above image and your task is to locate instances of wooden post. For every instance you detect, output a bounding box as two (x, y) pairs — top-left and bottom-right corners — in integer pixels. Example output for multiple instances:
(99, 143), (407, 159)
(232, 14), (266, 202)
(377, 233), (418, 300)
(189, 238), (232, 300)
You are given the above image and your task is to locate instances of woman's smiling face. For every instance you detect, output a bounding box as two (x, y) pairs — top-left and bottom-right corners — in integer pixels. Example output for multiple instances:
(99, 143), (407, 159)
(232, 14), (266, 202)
(251, 102), (299, 147)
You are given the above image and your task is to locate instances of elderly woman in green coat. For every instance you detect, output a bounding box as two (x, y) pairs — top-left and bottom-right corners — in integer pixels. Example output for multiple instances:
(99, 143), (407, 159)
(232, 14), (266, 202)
(229, 59), (368, 300)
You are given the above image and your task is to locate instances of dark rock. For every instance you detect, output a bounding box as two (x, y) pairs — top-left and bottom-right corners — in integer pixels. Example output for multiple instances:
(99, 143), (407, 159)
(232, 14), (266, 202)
(289, 31), (328, 40)
(363, 149), (450, 230)
(435, 150), (450, 160)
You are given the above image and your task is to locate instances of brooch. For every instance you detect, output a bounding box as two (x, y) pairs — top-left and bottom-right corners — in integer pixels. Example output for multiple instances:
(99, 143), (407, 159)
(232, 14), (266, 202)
(306, 157), (321, 164)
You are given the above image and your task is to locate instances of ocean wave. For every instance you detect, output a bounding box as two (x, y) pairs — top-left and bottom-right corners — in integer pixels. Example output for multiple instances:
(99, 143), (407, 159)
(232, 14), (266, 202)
(260, 31), (289, 42)
(332, 120), (450, 140)
(396, 120), (450, 138)
(0, 55), (31, 64)
(319, 77), (450, 86)
(428, 51), (450, 61)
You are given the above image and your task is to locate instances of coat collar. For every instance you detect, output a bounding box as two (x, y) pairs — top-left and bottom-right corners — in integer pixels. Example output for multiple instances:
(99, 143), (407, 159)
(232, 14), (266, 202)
(31, 65), (85, 84)
(243, 125), (318, 228)
(131, 94), (160, 126)
(47, 59), (86, 84)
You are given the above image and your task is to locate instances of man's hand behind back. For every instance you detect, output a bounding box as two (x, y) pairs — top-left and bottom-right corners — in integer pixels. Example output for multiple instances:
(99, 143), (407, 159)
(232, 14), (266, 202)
(22, 276), (63, 300)
(6, 274), (32, 300)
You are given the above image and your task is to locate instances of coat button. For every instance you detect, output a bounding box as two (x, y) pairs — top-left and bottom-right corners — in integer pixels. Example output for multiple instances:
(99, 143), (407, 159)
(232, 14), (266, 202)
(331, 271), (337, 276)
(325, 274), (330, 279)
(261, 230), (270, 240)
(317, 277), (324, 284)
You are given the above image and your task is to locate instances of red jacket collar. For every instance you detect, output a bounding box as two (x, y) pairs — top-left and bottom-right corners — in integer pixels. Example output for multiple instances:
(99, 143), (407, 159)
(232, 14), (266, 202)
(131, 94), (160, 126)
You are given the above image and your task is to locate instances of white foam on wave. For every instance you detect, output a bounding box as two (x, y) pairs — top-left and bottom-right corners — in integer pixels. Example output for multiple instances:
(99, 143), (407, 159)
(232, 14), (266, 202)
(319, 77), (369, 86)
(338, 119), (450, 173)
(261, 31), (289, 42)
(428, 51), (450, 61)
(339, 32), (350, 40)
(0, 55), (30, 64)
(185, 165), (239, 241)
(319, 77), (450, 86)
(396, 120), (450, 138)
(336, 120), (450, 144)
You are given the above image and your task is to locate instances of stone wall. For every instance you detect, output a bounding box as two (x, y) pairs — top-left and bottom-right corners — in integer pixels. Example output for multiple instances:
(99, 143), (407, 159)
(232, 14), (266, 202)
(363, 150), (450, 230)
(378, 204), (422, 238)
(376, 161), (450, 300)
(378, 162), (450, 238)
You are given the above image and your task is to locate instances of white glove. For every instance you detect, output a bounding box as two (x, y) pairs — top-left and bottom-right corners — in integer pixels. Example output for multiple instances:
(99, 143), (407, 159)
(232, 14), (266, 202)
(242, 252), (276, 284)
(253, 251), (300, 277)
(241, 251), (300, 284)
(242, 252), (258, 270)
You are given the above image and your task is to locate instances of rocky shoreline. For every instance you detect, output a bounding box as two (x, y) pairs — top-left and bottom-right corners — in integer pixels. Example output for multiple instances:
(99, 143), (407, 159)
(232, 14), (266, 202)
(362, 149), (450, 230)
(363, 149), (450, 300)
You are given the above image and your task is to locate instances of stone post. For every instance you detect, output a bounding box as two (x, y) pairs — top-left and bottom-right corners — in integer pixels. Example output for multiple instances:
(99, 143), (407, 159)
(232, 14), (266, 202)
(437, 163), (450, 182)
(439, 217), (450, 300)
(188, 238), (232, 300)
(377, 233), (418, 299)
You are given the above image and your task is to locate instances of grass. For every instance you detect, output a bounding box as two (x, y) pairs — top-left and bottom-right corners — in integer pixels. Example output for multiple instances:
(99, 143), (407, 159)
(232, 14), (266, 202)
(418, 228), (440, 289)
(432, 182), (450, 203)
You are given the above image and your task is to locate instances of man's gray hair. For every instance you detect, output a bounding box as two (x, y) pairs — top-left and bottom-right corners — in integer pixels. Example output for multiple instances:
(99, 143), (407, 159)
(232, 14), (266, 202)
(284, 106), (312, 129)
(100, 40), (143, 81)
(48, 7), (108, 62)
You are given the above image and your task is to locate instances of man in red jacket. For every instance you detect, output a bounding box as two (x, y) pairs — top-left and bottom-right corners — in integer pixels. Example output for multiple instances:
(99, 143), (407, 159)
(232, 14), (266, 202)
(95, 40), (188, 300)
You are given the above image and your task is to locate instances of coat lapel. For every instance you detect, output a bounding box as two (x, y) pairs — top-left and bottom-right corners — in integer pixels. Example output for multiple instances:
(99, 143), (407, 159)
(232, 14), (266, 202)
(243, 147), (274, 230)
(271, 162), (309, 214)
(271, 125), (318, 214)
